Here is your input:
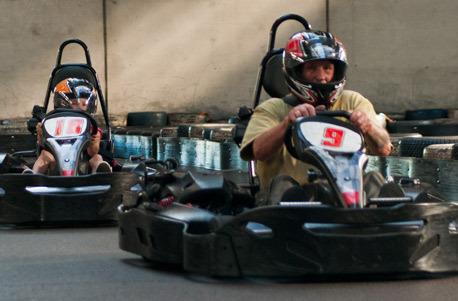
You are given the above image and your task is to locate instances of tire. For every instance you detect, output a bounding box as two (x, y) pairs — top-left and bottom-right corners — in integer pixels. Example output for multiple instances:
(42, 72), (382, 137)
(399, 136), (458, 158)
(417, 122), (458, 136)
(386, 120), (433, 134)
(405, 108), (448, 120)
(126, 111), (167, 127)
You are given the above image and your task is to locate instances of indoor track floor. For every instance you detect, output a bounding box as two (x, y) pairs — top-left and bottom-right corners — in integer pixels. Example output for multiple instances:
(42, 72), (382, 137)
(1, 226), (457, 301)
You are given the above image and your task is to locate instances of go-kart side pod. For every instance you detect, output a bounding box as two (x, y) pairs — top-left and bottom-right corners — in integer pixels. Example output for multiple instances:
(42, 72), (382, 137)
(0, 172), (139, 225)
(118, 202), (458, 277)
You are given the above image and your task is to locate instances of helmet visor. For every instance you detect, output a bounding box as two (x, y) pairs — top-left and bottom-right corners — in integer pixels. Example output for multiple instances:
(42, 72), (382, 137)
(53, 79), (97, 114)
(306, 39), (345, 61)
(285, 32), (347, 70)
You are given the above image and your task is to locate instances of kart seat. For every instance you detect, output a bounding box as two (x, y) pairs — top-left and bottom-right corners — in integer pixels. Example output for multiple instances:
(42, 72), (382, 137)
(50, 65), (98, 90)
(267, 174), (339, 206)
(261, 50), (289, 99)
(267, 175), (313, 205)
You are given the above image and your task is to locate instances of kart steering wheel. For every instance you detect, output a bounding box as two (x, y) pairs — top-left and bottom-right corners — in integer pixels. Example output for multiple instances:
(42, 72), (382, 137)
(43, 108), (99, 136)
(284, 110), (354, 159)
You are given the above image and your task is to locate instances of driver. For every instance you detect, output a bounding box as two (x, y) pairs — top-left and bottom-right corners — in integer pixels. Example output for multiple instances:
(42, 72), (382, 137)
(30, 78), (112, 174)
(240, 30), (392, 201)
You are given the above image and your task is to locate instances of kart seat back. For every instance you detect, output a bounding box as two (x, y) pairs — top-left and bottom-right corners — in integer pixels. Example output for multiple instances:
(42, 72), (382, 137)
(262, 51), (289, 98)
(51, 65), (98, 91)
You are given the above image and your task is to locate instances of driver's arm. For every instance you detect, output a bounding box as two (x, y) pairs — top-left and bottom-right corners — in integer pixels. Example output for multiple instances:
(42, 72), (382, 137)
(87, 130), (101, 157)
(253, 103), (319, 161)
(350, 110), (392, 156)
(252, 119), (289, 161)
(36, 122), (43, 145)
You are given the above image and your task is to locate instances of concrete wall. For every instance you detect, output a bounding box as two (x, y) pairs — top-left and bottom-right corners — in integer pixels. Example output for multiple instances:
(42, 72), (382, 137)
(0, 0), (105, 119)
(330, 0), (458, 113)
(0, 0), (457, 119)
(106, 0), (325, 119)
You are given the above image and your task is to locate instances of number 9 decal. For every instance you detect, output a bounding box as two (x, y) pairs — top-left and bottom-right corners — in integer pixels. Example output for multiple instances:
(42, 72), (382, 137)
(322, 127), (344, 148)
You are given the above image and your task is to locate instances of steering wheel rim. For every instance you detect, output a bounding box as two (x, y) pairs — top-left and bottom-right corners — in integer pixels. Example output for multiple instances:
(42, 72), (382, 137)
(43, 108), (98, 136)
(284, 110), (354, 159)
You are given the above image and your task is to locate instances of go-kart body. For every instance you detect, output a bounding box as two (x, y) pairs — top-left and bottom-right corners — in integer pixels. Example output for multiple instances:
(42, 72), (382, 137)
(118, 111), (458, 277)
(0, 172), (138, 224)
(119, 201), (458, 277)
(0, 39), (141, 225)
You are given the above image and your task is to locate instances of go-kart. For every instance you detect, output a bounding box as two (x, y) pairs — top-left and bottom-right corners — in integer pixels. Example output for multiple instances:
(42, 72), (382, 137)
(0, 39), (140, 225)
(118, 108), (458, 277)
(118, 14), (458, 277)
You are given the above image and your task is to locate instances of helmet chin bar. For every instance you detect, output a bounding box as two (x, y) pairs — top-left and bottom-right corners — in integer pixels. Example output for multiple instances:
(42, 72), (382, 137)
(292, 82), (341, 109)
(291, 90), (328, 109)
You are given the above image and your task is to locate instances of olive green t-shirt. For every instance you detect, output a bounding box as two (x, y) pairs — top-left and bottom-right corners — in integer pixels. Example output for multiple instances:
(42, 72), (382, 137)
(240, 90), (379, 194)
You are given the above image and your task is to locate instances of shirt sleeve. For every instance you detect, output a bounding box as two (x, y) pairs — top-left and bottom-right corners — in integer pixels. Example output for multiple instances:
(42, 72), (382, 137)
(352, 97), (378, 123)
(240, 105), (281, 161)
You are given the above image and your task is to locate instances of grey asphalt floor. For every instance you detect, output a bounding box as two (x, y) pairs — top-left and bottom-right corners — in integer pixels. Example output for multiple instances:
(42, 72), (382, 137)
(1, 226), (457, 301)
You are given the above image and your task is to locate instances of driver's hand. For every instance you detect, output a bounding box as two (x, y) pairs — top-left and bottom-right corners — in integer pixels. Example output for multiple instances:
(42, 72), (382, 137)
(87, 131), (101, 157)
(350, 110), (372, 134)
(90, 131), (101, 147)
(284, 104), (326, 125)
(36, 122), (43, 144)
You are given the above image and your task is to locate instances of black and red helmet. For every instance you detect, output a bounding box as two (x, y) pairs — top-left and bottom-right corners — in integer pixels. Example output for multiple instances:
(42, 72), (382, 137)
(53, 78), (98, 114)
(283, 31), (347, 108)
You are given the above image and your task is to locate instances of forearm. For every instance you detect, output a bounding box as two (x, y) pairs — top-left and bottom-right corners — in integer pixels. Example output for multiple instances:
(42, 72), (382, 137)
(252, 119), (289, 161)
(87, 142), (100, 157)
(87, 132), (101, 157)
(364, 124), (392, 156)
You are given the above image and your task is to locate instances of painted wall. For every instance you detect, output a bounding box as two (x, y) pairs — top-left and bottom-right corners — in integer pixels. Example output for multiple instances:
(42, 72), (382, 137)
(0, 0), (457, 120)
(330, 0), (458, 113)
(105, 0), (325, 120)
(0, 0), (105, 119)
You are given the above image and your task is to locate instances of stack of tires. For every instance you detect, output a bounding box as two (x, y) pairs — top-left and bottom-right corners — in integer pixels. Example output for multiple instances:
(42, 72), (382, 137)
(117, 111), (247, 172)
(387, 108), (458, 160)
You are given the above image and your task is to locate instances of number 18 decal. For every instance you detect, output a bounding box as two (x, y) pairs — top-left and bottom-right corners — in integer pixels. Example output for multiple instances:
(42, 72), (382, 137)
(322, 127), (344, 147)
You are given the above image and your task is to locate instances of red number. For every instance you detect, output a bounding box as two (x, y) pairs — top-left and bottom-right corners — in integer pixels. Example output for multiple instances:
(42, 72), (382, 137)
(322, 127), (344, 147)
(65, 118), (84, 135)
(54, 119), (64, 136)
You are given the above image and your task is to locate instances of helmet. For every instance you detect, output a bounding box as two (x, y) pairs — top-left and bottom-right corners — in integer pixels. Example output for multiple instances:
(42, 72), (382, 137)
(53, 78), (98, 114)
(283, 31), (347, 108)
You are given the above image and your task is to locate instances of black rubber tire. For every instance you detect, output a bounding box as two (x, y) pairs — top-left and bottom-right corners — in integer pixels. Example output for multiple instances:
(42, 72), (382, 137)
(126, 111), (167, 127)
(386, 120), (433, 134)
(386, 120), (433, 133)
(399, 136), (458, 158)
(405, 108), (448, 120)
(417, 122), (458, 136)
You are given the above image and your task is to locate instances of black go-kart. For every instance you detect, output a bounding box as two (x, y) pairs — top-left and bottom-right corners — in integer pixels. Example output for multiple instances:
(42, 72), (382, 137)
(0, 39), (140, 225)
(118, 14), (458, 277)
(119, 109), (458, 277)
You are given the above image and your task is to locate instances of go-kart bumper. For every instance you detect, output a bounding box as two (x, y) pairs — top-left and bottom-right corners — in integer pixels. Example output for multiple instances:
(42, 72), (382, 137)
(118, 202), (458, 277)
(0, 172), (139, 224)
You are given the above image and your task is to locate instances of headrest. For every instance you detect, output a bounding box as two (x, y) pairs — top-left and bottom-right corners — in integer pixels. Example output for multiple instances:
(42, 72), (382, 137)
(51, 65), (98, 90)
(262, 52), (289, 98)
